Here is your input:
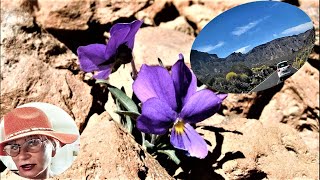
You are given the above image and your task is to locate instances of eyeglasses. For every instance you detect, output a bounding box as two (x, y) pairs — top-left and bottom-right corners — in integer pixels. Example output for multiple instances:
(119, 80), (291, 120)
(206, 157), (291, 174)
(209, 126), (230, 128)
(3, 139), (48, 157)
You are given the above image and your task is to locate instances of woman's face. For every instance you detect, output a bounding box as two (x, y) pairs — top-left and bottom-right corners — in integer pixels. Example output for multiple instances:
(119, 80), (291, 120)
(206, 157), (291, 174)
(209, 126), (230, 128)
(7, 135), (53, 179)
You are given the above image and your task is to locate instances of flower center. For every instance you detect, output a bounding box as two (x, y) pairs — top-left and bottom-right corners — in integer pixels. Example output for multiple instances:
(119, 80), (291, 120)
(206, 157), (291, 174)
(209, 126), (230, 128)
(116, 44), (133, 64)
(174, 120), (185, 134)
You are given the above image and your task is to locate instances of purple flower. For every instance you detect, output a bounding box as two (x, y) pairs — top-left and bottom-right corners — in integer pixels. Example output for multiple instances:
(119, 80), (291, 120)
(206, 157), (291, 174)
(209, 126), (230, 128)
(133, 54), (227, 159)
(77, 20), (143, 79)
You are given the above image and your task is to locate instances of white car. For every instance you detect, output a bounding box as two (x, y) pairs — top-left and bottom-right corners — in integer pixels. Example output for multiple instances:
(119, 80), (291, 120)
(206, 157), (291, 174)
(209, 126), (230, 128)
(277, 61), (291, 81)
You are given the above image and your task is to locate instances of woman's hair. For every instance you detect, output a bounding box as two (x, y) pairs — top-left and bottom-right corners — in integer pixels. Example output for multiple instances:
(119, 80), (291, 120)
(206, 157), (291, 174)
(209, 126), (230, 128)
(35, 135), (61, 178)
(48, 137), (61, 154)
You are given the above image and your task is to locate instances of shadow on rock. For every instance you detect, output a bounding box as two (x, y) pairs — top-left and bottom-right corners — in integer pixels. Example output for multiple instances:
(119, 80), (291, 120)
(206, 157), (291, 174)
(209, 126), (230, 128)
(175, 129), (245, 180)
(247, 82), (284, 119)
(308, 55), (320, 70)
(79, 80), (109, 133)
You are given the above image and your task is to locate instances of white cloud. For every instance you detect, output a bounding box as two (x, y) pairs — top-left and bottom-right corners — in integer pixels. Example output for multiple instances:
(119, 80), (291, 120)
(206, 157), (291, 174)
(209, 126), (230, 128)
(232, 16), (270, 36)
(235, 45), (251, 53)
(270, 2), (280, 8)
(232, 22), (258, 36)
(281, 21), (314, 36)
(196, 41), (225, 52)
(273, 33), (278, 37)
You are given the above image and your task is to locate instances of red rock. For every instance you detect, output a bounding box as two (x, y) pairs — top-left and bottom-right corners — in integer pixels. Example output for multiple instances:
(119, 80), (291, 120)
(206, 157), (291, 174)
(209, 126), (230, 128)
(0, 2), (92, 130)
(93, 0), (148, 24)
(196, 117), (319, 179)
(159, 16), (195, 36)
(53, 112), (172, 179)
(35, 0), (92, 30)
(133, 27), (194, 70)
(260, 62), (319, 152)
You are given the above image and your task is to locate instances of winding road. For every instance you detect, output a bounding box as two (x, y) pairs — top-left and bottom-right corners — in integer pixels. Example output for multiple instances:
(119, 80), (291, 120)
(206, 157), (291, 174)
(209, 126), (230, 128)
(250, 67), (298, 92)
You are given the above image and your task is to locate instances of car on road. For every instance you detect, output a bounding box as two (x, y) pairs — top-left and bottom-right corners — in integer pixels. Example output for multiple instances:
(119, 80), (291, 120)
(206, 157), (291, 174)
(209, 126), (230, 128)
(277, 61), (291, 81)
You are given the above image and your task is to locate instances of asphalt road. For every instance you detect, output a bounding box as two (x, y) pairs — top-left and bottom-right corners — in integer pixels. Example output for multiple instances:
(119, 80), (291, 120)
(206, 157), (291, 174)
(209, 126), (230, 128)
(250, 67), (298, 92)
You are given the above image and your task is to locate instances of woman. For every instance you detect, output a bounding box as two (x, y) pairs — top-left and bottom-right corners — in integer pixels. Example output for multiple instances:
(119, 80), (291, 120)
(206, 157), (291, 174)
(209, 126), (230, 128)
(0, 106), (79, 179)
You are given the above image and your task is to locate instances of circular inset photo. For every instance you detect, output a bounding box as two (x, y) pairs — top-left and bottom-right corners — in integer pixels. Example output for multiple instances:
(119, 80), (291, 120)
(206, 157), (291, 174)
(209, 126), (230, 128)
(191, 1), (315, 93)
(0, 102), (80, 179)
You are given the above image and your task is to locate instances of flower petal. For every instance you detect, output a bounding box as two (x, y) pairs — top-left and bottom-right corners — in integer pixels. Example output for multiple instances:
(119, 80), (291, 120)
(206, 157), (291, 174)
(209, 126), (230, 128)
(110, 20), (143, 49)
(217, 93), (228, 101)
(133, 64), (177, 111)
(180, 89), (222, 124)
(77, 44), (108, 72)
(105, 20), (143, 61)
(104, 26), (131, 61)
(137, 98), (177, 134)
(171, 54), (197, 110)
(170, 123), (208, 159)
(92, 64), (113, 80)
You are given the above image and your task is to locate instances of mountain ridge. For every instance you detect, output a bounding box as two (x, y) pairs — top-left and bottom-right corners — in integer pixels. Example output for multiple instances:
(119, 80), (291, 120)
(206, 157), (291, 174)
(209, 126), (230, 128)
(191, 28), (315, 69)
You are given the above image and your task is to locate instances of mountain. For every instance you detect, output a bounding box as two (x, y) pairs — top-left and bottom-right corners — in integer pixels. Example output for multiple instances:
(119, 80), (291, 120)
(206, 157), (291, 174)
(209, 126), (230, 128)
(190, 50), (218, 62)
(244, 28), (315, 67)
(191, 50), (226, 76)
(225, 52), (245, 62)
(191, 28), (315, 76)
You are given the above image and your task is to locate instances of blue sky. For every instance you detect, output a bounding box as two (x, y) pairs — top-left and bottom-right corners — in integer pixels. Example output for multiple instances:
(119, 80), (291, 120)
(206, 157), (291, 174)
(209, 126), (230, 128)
(192, 1), (314, 58)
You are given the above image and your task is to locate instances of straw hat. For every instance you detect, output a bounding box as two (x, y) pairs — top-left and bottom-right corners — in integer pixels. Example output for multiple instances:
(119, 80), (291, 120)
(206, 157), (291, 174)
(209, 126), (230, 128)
(0, 107), (79, 156)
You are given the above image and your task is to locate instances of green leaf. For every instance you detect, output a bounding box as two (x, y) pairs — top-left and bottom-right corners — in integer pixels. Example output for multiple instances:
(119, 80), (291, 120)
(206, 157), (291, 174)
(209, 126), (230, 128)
(108, 87), (139, 113)
(125, 115), (133, 134)
(157, 150), (181, 165)
(143, 140), (155, 149)
(115, 110), (140, 119)
(156, 142), (169, 149)
(112, 98), (122, 125)
(114, 103), (134, 134)
(141, 132), (146, 150)
(150, 134), (157, 144)
(95, 79), (109, 84)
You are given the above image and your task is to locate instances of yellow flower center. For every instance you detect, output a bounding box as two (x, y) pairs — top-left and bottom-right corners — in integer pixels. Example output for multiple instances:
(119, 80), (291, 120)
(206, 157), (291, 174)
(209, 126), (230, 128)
(174, 120), (185, 134)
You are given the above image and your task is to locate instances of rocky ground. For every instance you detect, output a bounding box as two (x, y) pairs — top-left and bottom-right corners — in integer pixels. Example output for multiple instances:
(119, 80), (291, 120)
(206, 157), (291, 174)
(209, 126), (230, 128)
(0, 0), (319, 179)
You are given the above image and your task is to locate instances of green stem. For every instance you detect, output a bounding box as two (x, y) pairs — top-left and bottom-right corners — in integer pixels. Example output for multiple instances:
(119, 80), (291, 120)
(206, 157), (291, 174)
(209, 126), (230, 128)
(141, 132), (146, 150)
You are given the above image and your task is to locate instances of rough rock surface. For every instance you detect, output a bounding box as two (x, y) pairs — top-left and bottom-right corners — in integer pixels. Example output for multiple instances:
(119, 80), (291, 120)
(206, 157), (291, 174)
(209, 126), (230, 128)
(1, 0), (319, 179)
(221, 93), (258, 118)
(34, 0), (149, 30)
(35, 0), (92, 30)
(134, 27), (194, 69)
(159, 16), (195, 36)
(178, 4), (215, 33)
(0, 2), (92, 130)
(172, 0), (258, 33)
(54, 112), (172, 179)
(92, 0), (149, 24)
(260, 62), (319, 152)
(135, 0), (169, 26)
(300, 0), (320, 60)
(194, 117), (319, 180)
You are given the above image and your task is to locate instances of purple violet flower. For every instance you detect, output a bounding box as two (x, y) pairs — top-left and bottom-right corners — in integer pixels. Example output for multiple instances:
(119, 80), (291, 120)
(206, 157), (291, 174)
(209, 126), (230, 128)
(133, 54), (227, 159)
(77, 20), (143, 79)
